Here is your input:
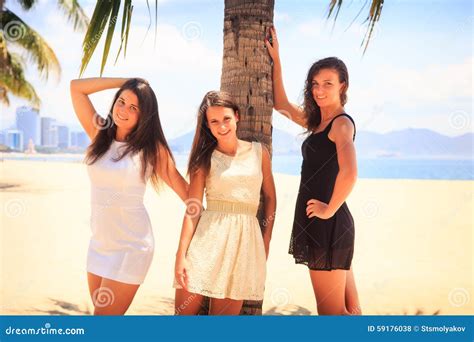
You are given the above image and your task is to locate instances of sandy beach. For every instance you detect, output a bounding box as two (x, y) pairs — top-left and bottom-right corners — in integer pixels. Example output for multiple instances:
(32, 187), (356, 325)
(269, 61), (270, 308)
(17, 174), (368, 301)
(1, 159), (472, 315)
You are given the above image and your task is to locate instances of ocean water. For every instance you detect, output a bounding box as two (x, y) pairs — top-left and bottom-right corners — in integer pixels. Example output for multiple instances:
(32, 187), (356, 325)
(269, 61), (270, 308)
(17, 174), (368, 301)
(270, 155), (473, 180)
(173, 154), (473, 180)
(2, 153), (472, 180)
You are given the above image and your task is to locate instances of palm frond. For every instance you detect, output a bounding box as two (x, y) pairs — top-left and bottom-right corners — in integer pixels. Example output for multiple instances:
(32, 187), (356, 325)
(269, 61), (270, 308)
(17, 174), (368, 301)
(138, 0), (157, 48)
(16, 0), (35, 11)
(123, 2), (134, 58)
(1, 9), (61, 80)
(0, 50), (40, 107)
(56, 0), (90, 31)
(80, 0), (158, 76)
(0, 0), (88, 107)
(114, 0), (133, 64)
(327, 0), (384, 54)
(153, 0), (157, 48)
(79, 0), (120, 76)
(141, 0), (152, 44)
(327, 0), (343, 24)
(100, 0), (121, 75)
(361, 0), (383, 54)
(0, 85), (11, 106)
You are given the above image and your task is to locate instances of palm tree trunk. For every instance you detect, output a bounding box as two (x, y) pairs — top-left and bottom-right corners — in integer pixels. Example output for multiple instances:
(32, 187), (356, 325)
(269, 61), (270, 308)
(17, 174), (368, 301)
(221, 0), (274, 152)
(198, 0), (275, 316)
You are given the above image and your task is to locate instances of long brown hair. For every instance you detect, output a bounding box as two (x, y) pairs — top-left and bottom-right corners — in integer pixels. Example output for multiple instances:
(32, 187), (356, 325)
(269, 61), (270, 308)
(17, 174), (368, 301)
(187, 90), (239, 176)
(303, 57), (349, 133)
(85, 78), (173, 190)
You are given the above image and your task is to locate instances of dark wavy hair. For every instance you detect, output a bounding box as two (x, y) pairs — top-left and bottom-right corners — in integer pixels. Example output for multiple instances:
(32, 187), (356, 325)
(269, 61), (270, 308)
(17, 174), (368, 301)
(303, 57), (349, 132)
(187, 91), (239, 176)
(85, 78), (174, 190)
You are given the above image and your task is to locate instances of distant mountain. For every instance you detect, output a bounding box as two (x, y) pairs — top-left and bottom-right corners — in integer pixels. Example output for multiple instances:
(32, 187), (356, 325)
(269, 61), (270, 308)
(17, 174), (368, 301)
(168, 128), (305, 155)
(168, 131), (194, 154)
(355, 129), (473, 158)
(169, 128), (473, 159)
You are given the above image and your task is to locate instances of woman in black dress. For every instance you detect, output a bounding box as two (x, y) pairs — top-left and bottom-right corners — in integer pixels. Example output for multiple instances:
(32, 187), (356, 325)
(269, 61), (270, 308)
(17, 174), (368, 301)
(266, 28), (361, 315)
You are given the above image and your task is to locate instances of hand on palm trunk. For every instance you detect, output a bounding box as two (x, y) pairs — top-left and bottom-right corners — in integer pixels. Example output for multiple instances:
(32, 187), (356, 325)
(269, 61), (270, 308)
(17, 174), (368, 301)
(265, 27), (280, 62)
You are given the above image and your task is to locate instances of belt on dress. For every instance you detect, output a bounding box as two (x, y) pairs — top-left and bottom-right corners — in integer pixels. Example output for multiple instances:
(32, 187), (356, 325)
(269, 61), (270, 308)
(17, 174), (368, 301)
(206, 199), (258, 216)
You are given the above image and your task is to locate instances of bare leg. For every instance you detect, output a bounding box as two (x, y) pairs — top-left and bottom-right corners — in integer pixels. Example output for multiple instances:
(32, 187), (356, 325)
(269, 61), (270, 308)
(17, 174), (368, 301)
(345, 266), (362, 315)
(87, 272), (103, 300)
(174, 289), (205, 315)
(309, 269), (350, 315)
(209, 298), (244, 315)
(92, 277), (140, 315)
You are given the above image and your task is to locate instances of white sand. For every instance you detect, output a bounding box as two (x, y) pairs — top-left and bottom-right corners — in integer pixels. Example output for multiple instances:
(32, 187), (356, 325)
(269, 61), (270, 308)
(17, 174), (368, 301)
(1, 159), (472, 315)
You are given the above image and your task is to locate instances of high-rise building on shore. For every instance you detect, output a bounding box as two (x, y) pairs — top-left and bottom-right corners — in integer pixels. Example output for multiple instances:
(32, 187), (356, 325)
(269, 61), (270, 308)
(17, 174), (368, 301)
(71, 131), (90, 149)
(41, 117), (58, 147)
(16, 106), (40, 149)
(57, 125), (70, 149)
(6, 130), (23, 150)
(2, 106), (83, 151)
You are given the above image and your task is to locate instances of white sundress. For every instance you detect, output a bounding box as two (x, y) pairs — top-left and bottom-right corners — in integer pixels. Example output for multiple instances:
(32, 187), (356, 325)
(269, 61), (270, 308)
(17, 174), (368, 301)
(86, 140), (153, 285)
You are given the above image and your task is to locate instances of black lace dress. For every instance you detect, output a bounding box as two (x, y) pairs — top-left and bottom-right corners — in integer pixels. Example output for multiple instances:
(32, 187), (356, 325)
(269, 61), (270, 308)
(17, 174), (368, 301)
(289, 113), (356, 271)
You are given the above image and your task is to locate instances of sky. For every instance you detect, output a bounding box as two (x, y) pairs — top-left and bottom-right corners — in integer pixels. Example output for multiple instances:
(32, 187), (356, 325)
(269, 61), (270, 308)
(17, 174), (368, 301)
(1, 0), (472, 138)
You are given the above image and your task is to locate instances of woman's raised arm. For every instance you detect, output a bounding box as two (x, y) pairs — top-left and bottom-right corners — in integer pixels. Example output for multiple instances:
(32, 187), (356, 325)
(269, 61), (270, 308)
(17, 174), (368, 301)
(70, 77), (129, 139)
(265, 28), (307, 128)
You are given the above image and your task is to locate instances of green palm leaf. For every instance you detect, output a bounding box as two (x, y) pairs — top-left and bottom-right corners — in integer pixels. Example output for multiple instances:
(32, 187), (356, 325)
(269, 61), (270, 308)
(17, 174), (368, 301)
(79, 0), (118, 77)
(0, 86), (11, 106)
(0, 0), (88, 107)
(1, 8), (61, 80)
(15, 0), (35, 10)
(0, 49), (40, 107)
(328, 0), (384, 54)
(57, 0), (90, 31)
(79, 0), (158, 77)
(114, 0), (132, 64)
(100, 0), (121, 76)
(12, 0), (89, 30)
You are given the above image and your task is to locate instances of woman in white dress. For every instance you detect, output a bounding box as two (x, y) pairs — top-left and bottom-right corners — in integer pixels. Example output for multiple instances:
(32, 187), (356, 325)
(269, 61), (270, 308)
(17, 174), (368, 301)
(70, 77), (188, 315)
(174, 91), (276, 315)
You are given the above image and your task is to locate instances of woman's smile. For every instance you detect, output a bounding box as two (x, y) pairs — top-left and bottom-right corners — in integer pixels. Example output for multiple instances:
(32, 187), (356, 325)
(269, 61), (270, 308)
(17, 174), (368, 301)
(116, 112), (129, 121)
